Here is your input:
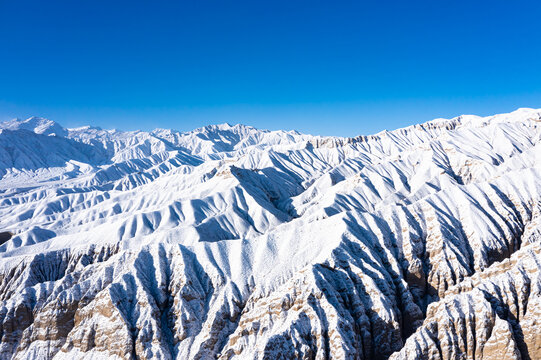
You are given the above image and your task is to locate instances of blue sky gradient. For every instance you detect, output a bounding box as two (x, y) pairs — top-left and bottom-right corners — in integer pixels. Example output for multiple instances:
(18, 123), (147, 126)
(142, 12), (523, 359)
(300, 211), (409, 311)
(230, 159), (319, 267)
(1, 1), (541, 136)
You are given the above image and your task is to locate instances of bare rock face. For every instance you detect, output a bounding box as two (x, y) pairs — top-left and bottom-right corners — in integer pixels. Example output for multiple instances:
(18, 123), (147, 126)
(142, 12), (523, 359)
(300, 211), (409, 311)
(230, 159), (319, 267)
(1, 109), (541, 359)
(391, 240), (541, 360)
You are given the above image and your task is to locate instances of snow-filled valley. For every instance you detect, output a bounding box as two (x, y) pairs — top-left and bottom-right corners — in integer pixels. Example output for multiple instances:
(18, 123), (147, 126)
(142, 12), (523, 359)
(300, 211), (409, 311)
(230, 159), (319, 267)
(1, 109), (541, 359)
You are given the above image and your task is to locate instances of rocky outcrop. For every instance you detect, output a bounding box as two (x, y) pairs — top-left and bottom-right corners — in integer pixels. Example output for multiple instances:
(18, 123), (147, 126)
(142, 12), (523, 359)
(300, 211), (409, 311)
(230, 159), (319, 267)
(390, 241), (541, 360)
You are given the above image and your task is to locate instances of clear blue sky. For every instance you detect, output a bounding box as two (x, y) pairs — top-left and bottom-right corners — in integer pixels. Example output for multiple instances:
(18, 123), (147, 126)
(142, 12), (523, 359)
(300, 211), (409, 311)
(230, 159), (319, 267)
(1, 1), (541, 136)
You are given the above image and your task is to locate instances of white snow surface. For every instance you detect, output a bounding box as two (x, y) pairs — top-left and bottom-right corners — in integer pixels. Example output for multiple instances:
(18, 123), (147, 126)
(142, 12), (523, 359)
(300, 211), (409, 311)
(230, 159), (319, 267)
(1, 108), (541, 359)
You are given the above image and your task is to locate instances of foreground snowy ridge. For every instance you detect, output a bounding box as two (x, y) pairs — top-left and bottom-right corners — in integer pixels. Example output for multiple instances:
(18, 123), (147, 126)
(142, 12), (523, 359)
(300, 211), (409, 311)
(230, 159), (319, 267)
(1, 108), (541, 359)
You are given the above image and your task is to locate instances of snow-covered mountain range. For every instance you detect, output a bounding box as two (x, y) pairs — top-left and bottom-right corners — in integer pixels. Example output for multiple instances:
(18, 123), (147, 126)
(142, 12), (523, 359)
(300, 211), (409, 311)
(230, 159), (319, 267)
(1, 109), (541, 359)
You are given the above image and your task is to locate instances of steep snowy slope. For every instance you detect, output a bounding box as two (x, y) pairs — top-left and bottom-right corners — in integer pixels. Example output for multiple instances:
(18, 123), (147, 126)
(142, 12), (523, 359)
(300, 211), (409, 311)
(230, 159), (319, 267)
(1, 108), (541, 359)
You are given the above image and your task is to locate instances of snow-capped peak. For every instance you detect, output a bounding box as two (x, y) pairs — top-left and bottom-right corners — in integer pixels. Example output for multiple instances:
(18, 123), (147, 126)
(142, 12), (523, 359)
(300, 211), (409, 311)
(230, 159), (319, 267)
(0, 116), (68, 137)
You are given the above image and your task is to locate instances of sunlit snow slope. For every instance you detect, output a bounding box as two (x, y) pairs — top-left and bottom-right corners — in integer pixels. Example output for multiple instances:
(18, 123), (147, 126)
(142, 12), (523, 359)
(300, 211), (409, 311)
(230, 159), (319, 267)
(1, 109), (541, 359)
